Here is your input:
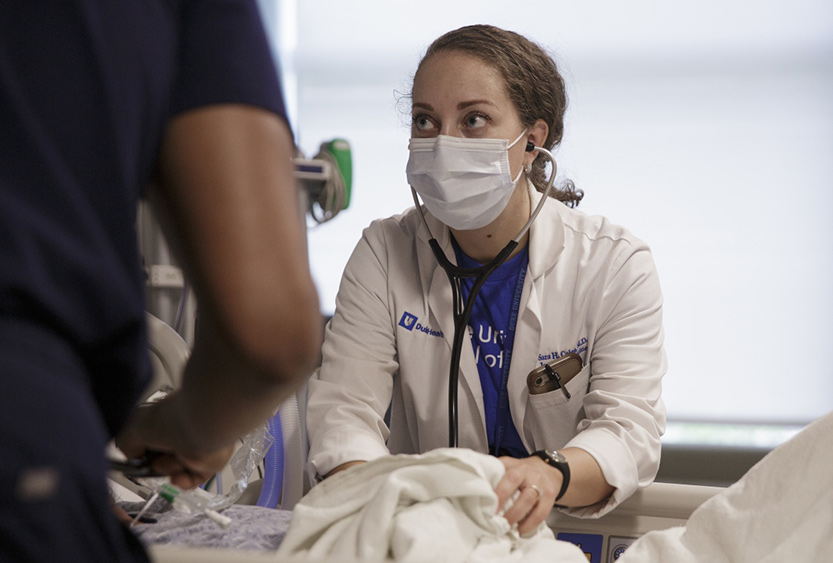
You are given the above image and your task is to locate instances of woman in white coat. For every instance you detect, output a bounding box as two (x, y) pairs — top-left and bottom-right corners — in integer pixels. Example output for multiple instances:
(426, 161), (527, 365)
(306, 24), (667, 535)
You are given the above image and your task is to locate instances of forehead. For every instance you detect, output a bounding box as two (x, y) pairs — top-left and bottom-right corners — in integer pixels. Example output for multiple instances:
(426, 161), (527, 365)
(412, 51), (510, 109)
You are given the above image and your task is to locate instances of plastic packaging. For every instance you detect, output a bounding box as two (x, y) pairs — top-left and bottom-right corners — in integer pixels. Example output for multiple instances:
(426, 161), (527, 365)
(205, 422), (274, 510)
(138, 422), (274, 514)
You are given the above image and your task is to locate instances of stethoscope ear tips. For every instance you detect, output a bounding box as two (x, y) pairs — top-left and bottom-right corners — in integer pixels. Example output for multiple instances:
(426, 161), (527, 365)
(525, 141), (536, 152)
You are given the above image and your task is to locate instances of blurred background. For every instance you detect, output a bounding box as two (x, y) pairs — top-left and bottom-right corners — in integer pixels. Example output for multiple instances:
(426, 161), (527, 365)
(256, 0), (833, 446)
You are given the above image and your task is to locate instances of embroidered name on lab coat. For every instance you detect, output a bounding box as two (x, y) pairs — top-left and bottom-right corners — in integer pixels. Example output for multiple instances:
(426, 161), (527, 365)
(537, 337), (589, 364)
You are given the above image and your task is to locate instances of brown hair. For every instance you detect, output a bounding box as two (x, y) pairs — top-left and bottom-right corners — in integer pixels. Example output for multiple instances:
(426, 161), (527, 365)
(415, 24), (582, 207)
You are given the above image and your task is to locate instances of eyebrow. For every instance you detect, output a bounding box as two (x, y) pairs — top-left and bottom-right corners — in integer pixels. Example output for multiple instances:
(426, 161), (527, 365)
(458, 99), (496, 110)
(411, 99), (498, 112)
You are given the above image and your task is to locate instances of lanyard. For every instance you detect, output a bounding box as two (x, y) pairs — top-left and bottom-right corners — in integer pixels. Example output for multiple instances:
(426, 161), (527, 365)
(490, 261), (527, 457)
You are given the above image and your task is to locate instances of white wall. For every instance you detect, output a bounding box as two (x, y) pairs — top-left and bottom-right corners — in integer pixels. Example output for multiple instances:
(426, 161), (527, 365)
(266, 0), (833, 426)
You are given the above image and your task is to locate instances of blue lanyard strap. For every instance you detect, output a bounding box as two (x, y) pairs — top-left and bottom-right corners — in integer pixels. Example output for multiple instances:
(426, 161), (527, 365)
(491, 258), (527, 457)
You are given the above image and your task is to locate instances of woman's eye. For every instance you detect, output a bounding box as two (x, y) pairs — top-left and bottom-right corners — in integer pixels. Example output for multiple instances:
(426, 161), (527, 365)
(464, 113), (488, 129)
(413, 115), (435, 132)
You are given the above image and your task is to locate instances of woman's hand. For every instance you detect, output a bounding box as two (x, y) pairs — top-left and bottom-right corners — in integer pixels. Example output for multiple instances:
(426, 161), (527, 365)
(494, 456), (562, 536)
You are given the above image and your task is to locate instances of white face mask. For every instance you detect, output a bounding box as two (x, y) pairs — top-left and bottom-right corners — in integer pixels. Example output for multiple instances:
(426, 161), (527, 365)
(406, 130), (527, 231)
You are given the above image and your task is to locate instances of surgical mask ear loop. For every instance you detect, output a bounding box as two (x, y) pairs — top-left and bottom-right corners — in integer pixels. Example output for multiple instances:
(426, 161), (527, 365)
(507, 130), (528, 186)
(410, 142), (559, 448)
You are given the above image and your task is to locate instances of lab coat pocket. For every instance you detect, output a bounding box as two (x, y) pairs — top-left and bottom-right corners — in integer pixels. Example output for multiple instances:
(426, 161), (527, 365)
(523, 365), (591, 448)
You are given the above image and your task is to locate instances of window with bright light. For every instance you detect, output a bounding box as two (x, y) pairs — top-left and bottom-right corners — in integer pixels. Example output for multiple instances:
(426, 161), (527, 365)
(259, 0), (833, 442)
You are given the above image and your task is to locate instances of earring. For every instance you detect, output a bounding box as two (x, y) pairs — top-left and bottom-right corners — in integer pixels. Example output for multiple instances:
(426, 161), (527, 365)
(525, 162), (533, 174)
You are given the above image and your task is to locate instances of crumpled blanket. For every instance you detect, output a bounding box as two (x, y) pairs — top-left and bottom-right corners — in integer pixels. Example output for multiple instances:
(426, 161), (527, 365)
(621, 410), (833, 562)
(275, 448), (588, 562)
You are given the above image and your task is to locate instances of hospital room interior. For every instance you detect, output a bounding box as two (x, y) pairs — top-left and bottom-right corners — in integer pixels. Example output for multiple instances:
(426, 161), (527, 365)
(109, 0), (833, 561)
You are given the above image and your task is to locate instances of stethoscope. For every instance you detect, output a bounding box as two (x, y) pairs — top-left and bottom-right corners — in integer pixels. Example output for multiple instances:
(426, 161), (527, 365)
(410, 140), (559, 448)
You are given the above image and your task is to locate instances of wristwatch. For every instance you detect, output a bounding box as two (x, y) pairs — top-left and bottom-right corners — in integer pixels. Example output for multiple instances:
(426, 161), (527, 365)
(531, 449), (570, 502)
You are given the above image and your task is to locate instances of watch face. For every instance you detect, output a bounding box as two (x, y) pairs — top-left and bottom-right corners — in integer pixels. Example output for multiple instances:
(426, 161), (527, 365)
(548, 450), (566, 464)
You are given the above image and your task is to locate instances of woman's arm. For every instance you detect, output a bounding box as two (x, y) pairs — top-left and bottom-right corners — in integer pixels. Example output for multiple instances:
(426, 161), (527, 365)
(306, 221), (403, 479)
(495, 448), (614, 535)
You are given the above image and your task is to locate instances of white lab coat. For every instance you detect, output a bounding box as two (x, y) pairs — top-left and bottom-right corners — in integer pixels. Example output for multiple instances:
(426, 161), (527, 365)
(307, 183), (667, 517)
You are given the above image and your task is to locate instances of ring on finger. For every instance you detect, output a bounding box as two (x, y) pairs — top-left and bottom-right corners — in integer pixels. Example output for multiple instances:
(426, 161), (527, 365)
(526, 484), (543, 501)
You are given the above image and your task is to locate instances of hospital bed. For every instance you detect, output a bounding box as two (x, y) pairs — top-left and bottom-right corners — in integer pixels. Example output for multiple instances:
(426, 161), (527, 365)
(132, 314), (833, 563)
(140, 480), (723, 562)
(547, 482), (722, 562)
(108, 314), (726, 563)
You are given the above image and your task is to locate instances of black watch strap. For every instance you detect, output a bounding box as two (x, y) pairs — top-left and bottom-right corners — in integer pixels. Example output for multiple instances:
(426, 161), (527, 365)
(531, 449), (570, 502)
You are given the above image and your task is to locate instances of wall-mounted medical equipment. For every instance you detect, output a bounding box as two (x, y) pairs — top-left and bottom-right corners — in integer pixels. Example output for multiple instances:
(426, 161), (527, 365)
(294, 138), (352, 224)
(139, 137), (352, 345)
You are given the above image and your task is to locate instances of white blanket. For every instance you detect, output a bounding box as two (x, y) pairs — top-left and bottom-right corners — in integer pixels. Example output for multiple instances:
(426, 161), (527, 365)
(622, 410), (833, 562)
(275, 448), (587, 562)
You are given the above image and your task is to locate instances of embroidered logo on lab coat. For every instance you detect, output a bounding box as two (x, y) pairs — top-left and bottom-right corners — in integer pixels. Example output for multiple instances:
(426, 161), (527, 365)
(398, 312), (444, 338)
(399, 312), (418, 330)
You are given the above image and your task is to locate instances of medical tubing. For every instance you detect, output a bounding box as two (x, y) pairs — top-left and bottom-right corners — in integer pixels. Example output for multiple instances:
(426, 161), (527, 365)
(256, 414), (284, 508)
(448, 272), (463, 446)
(428, 238), (518, 447)
(280, 393), (306, 510)
(513, 145), (557, 243)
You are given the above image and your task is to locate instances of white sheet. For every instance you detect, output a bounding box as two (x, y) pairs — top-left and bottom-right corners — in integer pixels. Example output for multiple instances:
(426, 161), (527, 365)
(275, 448), (588, 562)
(621, 410), (833, 562)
